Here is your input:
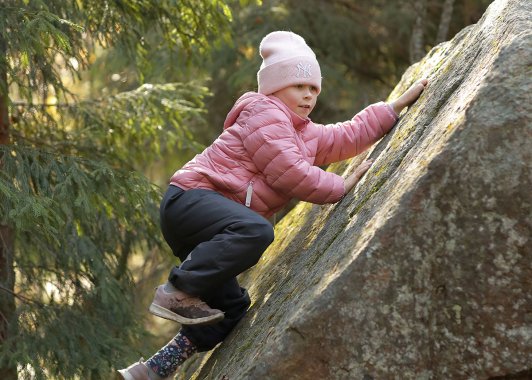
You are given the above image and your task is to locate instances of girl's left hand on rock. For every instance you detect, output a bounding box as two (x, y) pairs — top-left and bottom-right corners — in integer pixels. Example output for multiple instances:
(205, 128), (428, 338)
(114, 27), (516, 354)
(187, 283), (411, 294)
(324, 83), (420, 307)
(390, 79), (428, 114)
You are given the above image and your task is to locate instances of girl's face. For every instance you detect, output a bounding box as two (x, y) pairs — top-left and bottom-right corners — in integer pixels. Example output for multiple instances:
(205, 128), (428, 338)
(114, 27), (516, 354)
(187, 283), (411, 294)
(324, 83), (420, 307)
(272, 84), (319, 118)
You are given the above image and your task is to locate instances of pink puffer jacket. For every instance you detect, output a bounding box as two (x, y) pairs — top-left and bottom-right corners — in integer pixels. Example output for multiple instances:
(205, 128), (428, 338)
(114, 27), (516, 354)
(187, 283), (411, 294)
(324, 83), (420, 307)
(170, 92), (398, 218)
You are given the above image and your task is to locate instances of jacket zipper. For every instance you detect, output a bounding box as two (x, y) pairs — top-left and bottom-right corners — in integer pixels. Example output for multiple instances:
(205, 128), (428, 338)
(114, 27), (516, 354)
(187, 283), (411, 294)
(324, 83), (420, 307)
(245, 181), (253, 207)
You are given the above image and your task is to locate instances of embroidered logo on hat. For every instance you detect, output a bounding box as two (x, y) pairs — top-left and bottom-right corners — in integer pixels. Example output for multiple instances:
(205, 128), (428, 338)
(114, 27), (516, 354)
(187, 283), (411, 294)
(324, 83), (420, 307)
(296, 62), (312, 78)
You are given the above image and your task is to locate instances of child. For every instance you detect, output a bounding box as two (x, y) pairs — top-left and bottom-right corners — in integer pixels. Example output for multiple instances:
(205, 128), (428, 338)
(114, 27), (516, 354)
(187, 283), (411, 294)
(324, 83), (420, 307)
(119, 31), (427, 380)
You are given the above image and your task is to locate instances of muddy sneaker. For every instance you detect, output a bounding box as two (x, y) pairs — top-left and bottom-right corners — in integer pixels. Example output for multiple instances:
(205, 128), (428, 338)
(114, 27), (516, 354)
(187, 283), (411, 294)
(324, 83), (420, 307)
(149, 283), (224, 325)
(118, 358), (164, 380)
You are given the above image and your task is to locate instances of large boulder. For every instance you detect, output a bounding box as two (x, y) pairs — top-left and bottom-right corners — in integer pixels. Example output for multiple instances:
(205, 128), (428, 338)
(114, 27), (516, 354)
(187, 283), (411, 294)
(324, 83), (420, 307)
(182, 0), (531, 378)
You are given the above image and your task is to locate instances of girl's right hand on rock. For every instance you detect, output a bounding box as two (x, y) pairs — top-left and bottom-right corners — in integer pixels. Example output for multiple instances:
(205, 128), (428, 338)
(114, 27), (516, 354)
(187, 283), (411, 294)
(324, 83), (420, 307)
(344, 159), (373, 194)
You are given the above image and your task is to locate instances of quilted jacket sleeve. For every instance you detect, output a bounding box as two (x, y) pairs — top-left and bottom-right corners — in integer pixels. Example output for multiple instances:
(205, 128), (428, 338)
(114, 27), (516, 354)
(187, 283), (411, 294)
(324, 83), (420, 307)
(242, 105), (345, 204)
(312, 102), (398, 166)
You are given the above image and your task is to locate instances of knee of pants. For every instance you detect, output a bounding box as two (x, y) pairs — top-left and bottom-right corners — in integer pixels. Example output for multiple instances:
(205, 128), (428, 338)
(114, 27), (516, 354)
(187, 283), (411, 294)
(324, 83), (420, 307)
(250, 219), (275, 248)
(243, 219), (274, 264)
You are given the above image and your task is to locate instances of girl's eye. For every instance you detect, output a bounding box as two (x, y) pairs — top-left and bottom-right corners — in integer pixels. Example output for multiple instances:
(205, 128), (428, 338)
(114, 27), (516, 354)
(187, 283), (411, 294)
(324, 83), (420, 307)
(296, 84), (304, 89)
(310, 86), (318, 93)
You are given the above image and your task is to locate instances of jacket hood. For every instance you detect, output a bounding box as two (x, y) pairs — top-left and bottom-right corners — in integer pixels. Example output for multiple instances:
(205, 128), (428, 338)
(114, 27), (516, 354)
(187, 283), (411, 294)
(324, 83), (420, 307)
(223, 92), (266, 130)
(223, 91), (310, 130)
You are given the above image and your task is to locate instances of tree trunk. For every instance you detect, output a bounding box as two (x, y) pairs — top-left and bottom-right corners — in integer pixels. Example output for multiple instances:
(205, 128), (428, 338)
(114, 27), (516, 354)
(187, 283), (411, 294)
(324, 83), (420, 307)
(0, 38), (9, 143)
(0, 36), (17, 380)
(409, 0), (428, 64)
(436, 0), (455, 43)
(0, 228), (16, 380)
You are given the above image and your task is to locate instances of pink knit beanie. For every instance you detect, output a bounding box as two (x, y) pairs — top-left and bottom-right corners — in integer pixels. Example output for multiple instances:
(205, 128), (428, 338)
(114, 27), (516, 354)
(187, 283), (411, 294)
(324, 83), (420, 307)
(257, 31), (322, 95)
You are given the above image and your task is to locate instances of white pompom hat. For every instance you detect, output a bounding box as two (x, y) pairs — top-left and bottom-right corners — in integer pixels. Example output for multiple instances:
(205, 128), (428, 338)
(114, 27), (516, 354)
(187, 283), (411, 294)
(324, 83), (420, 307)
(257, 31), (322, 95)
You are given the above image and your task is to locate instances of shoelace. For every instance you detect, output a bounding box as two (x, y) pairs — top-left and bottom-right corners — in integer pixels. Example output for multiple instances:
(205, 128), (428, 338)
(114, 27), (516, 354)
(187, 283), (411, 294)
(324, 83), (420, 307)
(183, 296), (211, 309)
(162, 285), (218, 312)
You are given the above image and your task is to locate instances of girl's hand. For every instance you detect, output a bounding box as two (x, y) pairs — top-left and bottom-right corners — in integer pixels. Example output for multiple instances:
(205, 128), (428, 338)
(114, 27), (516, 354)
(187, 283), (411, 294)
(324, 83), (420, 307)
(390, 79), (428, 115)
(344, 159), (373, 194)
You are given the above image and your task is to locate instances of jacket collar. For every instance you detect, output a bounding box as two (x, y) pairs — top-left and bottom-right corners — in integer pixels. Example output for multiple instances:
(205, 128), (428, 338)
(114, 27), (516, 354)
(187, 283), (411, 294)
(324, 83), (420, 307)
(223, 92), (311, 131)
(268, 95), (311, 130)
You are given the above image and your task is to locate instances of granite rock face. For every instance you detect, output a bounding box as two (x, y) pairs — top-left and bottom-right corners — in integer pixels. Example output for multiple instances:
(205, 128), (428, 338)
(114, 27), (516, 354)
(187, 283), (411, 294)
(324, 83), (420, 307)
(182, 0), (531, 378)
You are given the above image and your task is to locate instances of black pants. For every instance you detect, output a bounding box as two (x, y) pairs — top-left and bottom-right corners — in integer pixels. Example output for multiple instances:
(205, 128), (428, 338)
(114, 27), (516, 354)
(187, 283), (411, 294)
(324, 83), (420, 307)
(159, 185), (274, 351)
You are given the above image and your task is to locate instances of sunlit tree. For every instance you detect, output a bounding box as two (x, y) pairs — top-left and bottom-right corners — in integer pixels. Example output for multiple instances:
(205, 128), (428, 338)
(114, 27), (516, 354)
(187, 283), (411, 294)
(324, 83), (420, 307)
(0, 1), (234, 379)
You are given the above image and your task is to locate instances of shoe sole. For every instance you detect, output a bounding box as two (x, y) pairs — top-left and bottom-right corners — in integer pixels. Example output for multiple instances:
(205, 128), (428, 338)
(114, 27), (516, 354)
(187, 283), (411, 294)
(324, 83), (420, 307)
(149, 303), (224, 326)
(117, 369), (133, 380)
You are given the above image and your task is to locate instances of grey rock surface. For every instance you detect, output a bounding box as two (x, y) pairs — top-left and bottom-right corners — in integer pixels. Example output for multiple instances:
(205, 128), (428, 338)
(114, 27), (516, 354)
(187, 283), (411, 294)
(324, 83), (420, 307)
(181, 0), (531, 378)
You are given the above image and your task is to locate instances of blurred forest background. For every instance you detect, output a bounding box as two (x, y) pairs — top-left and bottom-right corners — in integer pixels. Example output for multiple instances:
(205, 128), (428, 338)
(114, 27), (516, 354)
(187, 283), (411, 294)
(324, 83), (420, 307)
(0, 0), (492, 379)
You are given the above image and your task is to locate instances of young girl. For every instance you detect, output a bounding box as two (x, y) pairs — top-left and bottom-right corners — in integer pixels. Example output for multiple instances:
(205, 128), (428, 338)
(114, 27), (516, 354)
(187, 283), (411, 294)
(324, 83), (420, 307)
(119, 31), (427, 380)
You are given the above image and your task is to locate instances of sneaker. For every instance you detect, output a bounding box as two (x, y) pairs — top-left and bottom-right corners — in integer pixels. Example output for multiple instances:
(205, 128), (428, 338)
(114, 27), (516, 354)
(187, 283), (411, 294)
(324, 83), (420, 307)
(149, 283), (224, 325)
(118, 358), (163, 380)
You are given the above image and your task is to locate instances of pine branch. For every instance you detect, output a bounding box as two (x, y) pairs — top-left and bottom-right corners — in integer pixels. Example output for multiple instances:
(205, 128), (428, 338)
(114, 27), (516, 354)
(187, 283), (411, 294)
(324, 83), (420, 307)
(9, 82), (209, 168)
(0, 284), (43, 306)
(11, 101), (77, 108)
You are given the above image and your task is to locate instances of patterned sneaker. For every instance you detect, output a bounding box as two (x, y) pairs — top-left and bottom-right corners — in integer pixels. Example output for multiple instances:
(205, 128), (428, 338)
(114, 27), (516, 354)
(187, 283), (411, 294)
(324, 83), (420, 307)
(118, 358), (163, 380)
(149, 283), (224, 326)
